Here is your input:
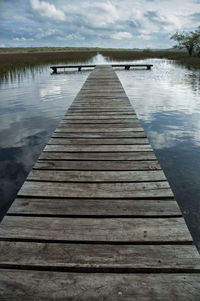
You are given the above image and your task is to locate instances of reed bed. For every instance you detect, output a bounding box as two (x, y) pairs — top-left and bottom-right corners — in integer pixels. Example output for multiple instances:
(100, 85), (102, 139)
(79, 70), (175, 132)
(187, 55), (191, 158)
(100, 50), (200, 69)
(0, 51), (97, 81)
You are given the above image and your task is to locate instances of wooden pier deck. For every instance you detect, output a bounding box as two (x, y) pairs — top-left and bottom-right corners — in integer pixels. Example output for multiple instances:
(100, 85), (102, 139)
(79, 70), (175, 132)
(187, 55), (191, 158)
(51, 63), (153, 73)
(0, 65), (200, 300)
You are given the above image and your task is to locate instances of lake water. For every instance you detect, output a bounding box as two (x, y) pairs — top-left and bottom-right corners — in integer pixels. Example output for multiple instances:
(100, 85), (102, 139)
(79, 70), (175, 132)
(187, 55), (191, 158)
(0, 54), (200, 250)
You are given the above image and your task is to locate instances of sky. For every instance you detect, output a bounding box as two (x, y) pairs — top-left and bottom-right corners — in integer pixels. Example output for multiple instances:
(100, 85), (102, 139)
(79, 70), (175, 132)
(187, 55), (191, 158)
(0, 0), (200, 49)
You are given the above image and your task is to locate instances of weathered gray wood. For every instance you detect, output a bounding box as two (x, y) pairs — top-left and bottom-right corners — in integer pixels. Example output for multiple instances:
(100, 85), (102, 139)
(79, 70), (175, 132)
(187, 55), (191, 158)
(52, 131), (147, 138)
(0, 216), (191, 242)
(8, 198), (180, 216)
(18, 181), (173, 198)
(67, 108), (135, 112)
(63, 115), (137, 119)
(48, 138), (149, 145)
(60, 119), (139, 124)
(1, 242), (199, 271)
(44, 144), (153, 152)
(27, 170), (167, 182)
(64, 111), (135, 117)
(56, 126), (144, 132)
(34, 160), (161, 171)
(39, 151), (157, 161)
(1, 270), (200, 300)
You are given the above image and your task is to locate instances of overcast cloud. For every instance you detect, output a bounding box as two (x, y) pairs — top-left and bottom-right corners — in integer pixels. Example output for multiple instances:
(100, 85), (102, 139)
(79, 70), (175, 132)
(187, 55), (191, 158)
(0, 0), (200, 48)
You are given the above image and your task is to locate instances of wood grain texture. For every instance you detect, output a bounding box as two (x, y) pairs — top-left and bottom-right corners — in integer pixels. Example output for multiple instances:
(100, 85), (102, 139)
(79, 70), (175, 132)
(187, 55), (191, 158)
(18, 181), (172, 198)
(8, 198), (180, 216)
(51, 131), (147, 138)
(0, 242), (198, 271)
(0, 216), (191, 242)
(44, 144), (153, 152)
(1, 270), (200, 300)
(48, 137), (149, 145)
(27, 170), (167, 182)
(34, 160), (161, 171)
(39, 151), (157, 161)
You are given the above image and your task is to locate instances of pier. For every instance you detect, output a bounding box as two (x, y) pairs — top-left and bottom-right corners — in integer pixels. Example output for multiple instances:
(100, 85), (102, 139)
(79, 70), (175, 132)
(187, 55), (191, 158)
(50, 63), (153, 73)
(0, 65), (200, 299)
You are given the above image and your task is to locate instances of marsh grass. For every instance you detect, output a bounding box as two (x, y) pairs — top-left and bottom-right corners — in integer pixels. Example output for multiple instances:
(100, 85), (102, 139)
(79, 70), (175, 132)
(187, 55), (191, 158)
(101, 50), (200, 69)
(0, 51), (97, 81)
(0, 48), (200, 81)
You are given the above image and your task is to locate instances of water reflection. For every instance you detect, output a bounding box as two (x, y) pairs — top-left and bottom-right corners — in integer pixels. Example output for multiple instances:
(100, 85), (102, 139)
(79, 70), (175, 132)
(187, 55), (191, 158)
(1, 55), (200, 250)
(0, 65), (89, 216)
(117, 59), (200, 249)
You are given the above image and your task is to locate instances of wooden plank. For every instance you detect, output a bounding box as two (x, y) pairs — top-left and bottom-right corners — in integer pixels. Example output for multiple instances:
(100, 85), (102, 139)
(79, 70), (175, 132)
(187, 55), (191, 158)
(34, 160), (161, 171)
(56, 126), (144, 133)
(60, 119), (139, 124)
(39, 151), (157, 161)
(62, 115), (137, 119)
(27, 170), (167, 183)
(48, 138), (149, 145)
(65, 112), (136, 116)
(17, 181), (173, 198)
(8, 198), (180, 216)
(44, 145), (153, 152)
(67, 109), (135, 113)
(51, 132), (147, 138)
(1, 242), (199, 271)
(1, 270), (200, 300)
(0, 216), (191, 242)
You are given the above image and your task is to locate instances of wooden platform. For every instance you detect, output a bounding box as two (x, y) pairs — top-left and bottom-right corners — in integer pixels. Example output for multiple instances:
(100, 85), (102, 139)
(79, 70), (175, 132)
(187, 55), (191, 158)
(51, 64), (153, 73)
(0, 65), (200, 300)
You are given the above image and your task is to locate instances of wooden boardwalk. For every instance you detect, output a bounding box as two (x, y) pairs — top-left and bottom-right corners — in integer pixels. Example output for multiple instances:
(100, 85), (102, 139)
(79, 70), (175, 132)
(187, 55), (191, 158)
(0, 65), (200, 300)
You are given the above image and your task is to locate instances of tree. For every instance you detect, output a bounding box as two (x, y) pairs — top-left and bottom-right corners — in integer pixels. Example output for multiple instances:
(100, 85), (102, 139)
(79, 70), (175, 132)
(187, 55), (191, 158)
(170, 26), (200, 56)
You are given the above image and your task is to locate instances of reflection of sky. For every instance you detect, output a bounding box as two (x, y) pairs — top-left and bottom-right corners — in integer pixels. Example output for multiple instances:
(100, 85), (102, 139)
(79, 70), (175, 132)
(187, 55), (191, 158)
(117, 59), (200, 149)
(0, 65), (89, 218)
(117, 60), (200, 249)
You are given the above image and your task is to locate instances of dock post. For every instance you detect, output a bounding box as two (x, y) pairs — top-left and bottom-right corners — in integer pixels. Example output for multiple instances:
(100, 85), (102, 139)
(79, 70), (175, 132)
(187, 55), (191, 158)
(52, 67), (57, 74)
(78, 67), (81, 72)
(147, 65), (151, 70)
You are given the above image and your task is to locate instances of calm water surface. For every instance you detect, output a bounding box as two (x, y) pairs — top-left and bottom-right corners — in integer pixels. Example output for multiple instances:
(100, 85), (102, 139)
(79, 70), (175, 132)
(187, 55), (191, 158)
(0, 55), (200, 249)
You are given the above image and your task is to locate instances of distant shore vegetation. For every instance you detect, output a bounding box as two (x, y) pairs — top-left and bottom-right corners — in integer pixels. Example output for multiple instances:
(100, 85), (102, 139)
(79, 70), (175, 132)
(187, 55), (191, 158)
(0, 47), (199, 80)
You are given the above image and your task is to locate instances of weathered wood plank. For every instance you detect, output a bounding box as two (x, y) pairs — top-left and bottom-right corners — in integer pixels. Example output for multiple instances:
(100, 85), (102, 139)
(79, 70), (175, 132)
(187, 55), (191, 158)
(48, 138), (149, 145)
(8, 198), (180, 216)
(58, 123), (141, 129)
(56, 127), (144, 133)
(39, 151), (157, 161)
(65, 111), (135, 117)
(0, 216), (191, 242)
(44, 144), (153, 152)
(27, 170), (167, 183)
(34, 160), (161, 171)
(63, 115), (137, 119)
(18, 181), (173, 198)
(44, 145), (153, 152)
(52, 131), (147, 138)
(67, 108), (135, 112)
(1, 242), (199, 271)
(1, 270), (200, 300)
(60, 119), (139, 124)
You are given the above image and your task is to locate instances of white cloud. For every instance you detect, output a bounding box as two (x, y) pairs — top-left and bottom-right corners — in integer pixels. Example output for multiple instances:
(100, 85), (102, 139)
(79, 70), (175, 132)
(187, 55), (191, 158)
(56, 34), (85, 41)
(30, 0), (66, 21)
(111, 31), (133, 40)
(1, 0), (200, 48)
(13, 37), (34, 41)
